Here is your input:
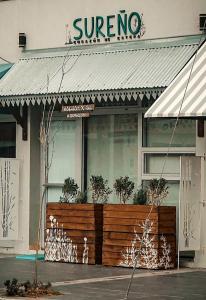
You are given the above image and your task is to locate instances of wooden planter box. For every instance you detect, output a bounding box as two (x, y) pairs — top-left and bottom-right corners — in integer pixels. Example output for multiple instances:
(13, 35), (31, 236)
(45, 203), (103, 265)
(103, 204), (176, 269)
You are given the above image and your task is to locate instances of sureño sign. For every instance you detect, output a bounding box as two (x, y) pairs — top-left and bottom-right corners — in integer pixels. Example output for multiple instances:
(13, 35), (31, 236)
(72, 10), (145, 41)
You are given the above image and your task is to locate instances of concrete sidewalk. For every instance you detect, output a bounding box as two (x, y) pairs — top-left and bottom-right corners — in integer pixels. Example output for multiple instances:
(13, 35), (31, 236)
(0, 256), (206, 299)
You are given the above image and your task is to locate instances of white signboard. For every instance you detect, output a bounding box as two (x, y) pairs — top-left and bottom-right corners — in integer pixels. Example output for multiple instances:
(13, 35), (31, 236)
(62, 104), (95, 112)
(0, 159), (20, 240)
(67, 113), (90, 118)
(179, 156), (201, 251)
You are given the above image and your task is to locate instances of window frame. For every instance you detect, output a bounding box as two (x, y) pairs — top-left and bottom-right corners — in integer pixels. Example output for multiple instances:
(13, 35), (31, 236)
(141, 148), (196, 181)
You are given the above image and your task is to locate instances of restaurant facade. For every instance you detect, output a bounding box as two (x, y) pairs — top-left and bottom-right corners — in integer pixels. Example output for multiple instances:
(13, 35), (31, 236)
(0, 0), (205, 267)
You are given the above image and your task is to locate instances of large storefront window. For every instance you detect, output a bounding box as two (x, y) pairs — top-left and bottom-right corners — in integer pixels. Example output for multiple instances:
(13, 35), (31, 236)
(0, 122), (16, 158)
(87, 114), (138, 203)
(47, 120), (79, 202)
(46, 113), (196, 207)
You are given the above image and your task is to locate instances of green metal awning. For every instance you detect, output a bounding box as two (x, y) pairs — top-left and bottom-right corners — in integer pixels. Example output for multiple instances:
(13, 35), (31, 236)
(0, 35), (201, 106)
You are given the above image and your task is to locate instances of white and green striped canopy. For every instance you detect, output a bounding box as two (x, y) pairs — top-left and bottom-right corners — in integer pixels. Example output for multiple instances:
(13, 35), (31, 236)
(145, 39), (206, 118)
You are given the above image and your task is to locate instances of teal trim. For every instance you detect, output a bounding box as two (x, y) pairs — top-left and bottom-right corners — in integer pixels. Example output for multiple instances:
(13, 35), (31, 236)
(0, 64), (12, 79)
(16, 254), (45, 261)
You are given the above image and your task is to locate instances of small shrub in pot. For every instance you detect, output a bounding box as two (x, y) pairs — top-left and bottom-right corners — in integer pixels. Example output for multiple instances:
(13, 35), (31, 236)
(146, 178), (169, 206)
(133, 187), (147, 205)
(114, 176), (134, 204)
(89, 175), (112, 204)
(60, 177), (79, 203)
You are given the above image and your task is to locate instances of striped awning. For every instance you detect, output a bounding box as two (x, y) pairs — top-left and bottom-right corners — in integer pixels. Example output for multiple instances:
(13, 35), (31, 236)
(145, 39), (206, 118)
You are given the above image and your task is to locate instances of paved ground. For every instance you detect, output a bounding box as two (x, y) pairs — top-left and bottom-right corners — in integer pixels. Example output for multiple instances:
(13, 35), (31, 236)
(0, 256), (206, 299)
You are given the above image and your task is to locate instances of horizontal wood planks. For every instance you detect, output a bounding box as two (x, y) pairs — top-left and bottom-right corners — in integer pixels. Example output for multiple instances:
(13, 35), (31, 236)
(102, 204), (176, 269)
(45, 203), (176, 269)
(45, 203), (103, 265)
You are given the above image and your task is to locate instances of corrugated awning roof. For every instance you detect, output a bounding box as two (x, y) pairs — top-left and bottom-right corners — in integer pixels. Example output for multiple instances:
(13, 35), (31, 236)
(145, 38), (206, 118)
(0, 35), (201, 106)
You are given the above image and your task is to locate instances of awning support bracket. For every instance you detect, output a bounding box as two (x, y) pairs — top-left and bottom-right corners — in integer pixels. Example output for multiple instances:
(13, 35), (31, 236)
(10, 106), (28, 141)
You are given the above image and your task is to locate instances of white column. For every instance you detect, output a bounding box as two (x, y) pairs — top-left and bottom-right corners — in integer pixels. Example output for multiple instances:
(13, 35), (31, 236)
(194, 121), (206, 267)
(15, 111), (30, 253)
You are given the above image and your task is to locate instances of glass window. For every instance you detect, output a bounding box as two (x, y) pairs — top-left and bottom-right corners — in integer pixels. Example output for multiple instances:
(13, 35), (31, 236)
(143, 118), (196, 147)
(47, 120), (78, 202)
(0, 122), (16, 158)
(144, 153), (180, 175)
(47, 187), (63, 203)
(144, 153), (195, 175)
(87, 114), (138, 203)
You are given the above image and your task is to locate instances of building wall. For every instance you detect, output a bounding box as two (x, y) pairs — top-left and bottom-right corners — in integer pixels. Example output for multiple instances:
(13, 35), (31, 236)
(0, 0), (205, 62)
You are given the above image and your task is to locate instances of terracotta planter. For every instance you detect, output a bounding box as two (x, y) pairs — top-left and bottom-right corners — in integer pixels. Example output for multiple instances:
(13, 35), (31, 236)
(102, 204), (176, 269)
(45, 203), (103, 265)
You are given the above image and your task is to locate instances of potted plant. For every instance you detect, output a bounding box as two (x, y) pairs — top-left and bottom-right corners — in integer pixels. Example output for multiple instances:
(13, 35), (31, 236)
(133, 187), (147, 205)
(146, 178), (169, 206)
(103, 178), (176, 270)
(113, 176), (134, 204)
(60, 177), (79, 203)
(45, 176), (103, 265)
(90, 175), (112, 204)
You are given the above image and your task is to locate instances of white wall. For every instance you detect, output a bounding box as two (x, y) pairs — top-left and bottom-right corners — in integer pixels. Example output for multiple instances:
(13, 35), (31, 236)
(0, 0), (205, 62)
